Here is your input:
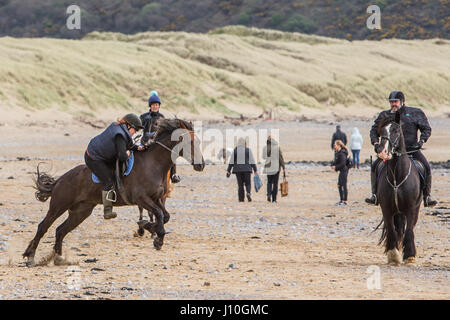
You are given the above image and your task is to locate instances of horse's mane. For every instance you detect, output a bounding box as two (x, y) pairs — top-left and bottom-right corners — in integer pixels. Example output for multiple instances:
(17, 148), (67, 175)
(154, 118), (193, 140)
(377, 113), (399, 135)
(143, 118), (193, 151)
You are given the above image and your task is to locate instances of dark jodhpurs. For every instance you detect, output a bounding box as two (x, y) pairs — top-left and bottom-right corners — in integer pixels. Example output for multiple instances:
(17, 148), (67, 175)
(235, 172), (251, 201)
(85, 152), (115, 191)
(267, 171), (280, 201)
(371, 150), (432, 195)
(338, 169), (348, 201)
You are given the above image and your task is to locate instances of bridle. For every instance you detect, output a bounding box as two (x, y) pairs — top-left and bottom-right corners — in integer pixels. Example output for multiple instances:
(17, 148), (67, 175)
(153, 121), (198, 163)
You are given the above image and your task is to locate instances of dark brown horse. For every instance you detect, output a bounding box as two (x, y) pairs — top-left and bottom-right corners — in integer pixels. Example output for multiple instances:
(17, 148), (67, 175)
(375, 112), (422, 265)
(23, 119), (205, 267)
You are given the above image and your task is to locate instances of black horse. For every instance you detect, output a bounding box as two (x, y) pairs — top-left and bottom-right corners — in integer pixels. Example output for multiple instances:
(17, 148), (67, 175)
(375, 112), (422, 265)
(24, 119), (205, 267)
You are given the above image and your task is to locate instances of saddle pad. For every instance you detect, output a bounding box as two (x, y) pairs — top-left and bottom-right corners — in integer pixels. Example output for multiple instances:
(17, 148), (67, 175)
(376, 157), (425, 182)
(92, 151), (134, 184)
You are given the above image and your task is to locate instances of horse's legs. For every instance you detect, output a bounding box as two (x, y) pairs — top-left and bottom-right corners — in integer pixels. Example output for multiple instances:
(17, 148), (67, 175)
(136, 206), (145, 237)
(139, 197), (166, 250)
(157, 198), (170, 224)
(383, 211), (402, 265)
(403, 210), (418, 263)
(53, 202), (95, 265)
(23, 200), (69, 266)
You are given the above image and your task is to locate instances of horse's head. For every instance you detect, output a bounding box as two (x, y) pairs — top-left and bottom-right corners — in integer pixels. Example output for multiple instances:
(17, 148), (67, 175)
(154, 119), (205, 171)
(377, 112), (403, 160)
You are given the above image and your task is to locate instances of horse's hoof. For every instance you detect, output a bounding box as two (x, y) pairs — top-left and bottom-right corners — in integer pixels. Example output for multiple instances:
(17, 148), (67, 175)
(25, 258), (35, 268)
(153, 238), (163, 250)
(404, 257), (416, 264)
(387, 249), (402, 265)
(134, 228), (145, 237)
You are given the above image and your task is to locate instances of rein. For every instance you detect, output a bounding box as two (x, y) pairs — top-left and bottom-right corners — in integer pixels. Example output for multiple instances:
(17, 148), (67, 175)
(385, 155), (412, 213)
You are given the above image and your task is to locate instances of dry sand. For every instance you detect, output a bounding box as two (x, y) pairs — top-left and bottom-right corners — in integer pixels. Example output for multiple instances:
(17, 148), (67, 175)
(0, 113), (448, 300)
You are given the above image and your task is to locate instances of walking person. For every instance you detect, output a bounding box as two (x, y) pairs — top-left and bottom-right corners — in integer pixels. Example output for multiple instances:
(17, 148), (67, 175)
(331, 125), (347, 151)
(226, 138), (258, 202)
(331, 140), (349, 206)
(349, 127), (363, 169)
(262, 136), (286, 203)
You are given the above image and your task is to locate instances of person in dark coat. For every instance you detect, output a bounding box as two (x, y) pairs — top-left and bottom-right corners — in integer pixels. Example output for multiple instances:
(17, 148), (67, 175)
(140, 91), (181, 183)
(262, 136), (286, 203)
(365, 90), (437, 207)
(226, 138), (258, 202)
(331, 125), (347, 150)
(331, 140), (349, 206)
(85, 114), (144, 219)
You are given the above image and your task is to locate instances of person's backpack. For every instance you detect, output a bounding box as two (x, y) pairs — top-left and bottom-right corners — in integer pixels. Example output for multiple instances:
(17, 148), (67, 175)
(346, 157), (353, 169)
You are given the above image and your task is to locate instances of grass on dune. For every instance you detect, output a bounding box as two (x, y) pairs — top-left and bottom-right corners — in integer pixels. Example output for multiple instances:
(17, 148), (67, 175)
(0, 26), (449, 117)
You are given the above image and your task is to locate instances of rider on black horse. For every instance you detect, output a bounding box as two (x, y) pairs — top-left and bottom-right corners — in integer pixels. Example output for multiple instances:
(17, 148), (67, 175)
(140, 91), (181, 184)
(365, 90), (437, 207)
(85, 113), (144, 219)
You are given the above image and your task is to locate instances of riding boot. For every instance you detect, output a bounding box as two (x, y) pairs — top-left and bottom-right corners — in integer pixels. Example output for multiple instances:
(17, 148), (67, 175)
(102, 190), (117, 219)
(423, 175), (437, 207)
(365, 169), (378, 205)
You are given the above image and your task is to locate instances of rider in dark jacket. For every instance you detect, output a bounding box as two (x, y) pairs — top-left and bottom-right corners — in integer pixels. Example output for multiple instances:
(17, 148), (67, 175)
(140, 91), (180, 183)
(85, 113), (143, 219)
(365, 91), (437, 207)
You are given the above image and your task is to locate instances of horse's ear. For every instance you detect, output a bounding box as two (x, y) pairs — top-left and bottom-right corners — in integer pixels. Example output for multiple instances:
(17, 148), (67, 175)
(395, 111), (401, 124)
(179, 120), (186, 129)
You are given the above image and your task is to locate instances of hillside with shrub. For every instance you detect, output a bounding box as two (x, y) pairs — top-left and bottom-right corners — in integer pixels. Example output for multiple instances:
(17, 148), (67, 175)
(0, 0), (448, 40)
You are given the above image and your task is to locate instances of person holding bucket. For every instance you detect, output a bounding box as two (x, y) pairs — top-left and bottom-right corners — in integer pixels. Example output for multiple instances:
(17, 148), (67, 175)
(262, 136), (286, 203)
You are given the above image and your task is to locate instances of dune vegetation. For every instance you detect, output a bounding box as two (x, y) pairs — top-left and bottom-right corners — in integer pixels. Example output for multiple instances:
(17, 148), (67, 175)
(0, 26), (449, 118)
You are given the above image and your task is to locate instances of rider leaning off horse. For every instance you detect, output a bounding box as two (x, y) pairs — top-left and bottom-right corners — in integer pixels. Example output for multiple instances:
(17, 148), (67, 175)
(140, 91), (181, 184)
(365, 90), (437, 207)
(85, 114), (145, 219)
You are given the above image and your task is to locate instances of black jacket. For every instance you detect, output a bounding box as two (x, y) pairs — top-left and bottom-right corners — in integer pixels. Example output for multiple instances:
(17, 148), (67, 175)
(227, 146), (258, 174)
(370, 105), (431, 150)
(331, 130), (347, 149)
(332, 148), (348, 172)
(140, 111), (165, 144)
(87, 123), (134, 162)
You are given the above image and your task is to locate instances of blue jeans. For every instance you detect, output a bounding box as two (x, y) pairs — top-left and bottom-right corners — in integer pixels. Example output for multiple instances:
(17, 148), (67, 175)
(351, 149), (360, 165)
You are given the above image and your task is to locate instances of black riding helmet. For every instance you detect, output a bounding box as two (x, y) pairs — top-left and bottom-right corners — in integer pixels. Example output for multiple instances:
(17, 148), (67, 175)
(388, 91), (405, 104)
(122, 113), (144, 130)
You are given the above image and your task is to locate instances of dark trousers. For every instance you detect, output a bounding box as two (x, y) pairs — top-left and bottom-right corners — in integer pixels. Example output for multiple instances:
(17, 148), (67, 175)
(235, 172), (251, 201)
(267, 171), (280, 201)
(338, 169), (348, 201)
(85, 152), (115, 191)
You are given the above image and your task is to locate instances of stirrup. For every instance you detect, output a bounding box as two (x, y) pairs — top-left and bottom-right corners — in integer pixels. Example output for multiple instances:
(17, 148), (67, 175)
(424, 196), (437, 207)
(365, 194), (378, 205)
(106, 190), (117, 202)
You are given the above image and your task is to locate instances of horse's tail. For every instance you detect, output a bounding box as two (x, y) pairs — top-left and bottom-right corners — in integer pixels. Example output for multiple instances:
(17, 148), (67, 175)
(374, 214), (406, 251)
(373, 218), (386, 247)
(33, 163), (58, 202)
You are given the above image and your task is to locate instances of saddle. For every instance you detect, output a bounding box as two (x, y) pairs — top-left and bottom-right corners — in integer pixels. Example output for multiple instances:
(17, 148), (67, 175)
(376, 157), (426, 188)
